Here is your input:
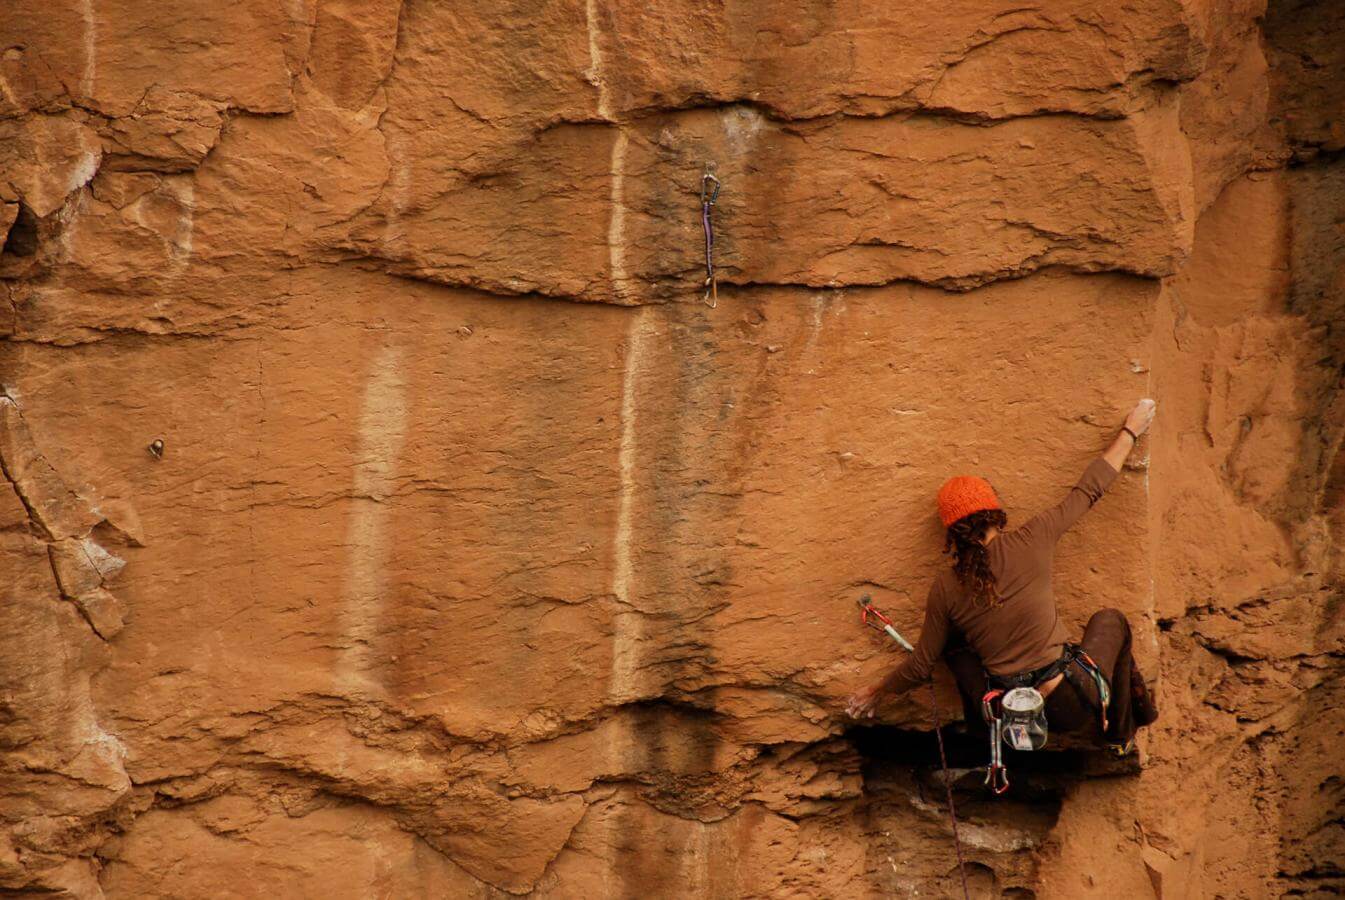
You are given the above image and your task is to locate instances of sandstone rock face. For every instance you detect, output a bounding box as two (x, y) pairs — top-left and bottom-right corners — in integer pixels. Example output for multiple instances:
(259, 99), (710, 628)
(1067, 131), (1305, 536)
(1, 1), (1341, 897)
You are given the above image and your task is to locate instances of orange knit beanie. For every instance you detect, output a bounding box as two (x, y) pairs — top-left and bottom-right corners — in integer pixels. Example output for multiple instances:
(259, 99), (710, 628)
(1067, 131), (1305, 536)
(937, 476), (1001, 528)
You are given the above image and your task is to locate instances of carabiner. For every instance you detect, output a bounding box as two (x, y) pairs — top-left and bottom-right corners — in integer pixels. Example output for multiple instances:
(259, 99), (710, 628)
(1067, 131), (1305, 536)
(700, 172), (721, 206)
(985, 765), (1011, 795)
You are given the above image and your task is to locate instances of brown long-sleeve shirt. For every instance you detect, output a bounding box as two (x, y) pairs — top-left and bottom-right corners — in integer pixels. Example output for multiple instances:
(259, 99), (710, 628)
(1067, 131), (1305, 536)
(882, 457), (1119, 694)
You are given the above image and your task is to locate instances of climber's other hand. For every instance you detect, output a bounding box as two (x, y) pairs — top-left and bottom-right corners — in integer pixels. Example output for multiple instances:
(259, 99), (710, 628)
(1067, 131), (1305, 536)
(846, 684), (881, 719)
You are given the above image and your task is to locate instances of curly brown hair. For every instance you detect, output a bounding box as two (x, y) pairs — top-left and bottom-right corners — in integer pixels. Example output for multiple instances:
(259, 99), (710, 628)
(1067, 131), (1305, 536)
(944, 508), (1008, 606)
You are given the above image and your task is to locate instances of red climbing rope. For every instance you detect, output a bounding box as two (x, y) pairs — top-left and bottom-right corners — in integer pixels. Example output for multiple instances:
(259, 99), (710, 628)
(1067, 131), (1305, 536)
(855, 596), (971, 900)
(929, 680), (972, 900)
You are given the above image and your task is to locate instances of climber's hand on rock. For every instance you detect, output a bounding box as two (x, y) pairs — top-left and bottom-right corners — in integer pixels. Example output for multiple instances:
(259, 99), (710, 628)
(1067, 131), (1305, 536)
(1125, 398), (1157, 436)
(846, 684), (881, 719)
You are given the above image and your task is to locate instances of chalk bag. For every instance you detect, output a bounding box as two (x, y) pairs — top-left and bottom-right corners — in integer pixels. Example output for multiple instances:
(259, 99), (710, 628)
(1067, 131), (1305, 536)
(1000, 687), (1048, 751)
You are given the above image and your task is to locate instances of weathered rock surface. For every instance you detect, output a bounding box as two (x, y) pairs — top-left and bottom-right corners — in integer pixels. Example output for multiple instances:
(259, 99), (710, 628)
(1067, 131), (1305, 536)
(1, 0), (1341, 897)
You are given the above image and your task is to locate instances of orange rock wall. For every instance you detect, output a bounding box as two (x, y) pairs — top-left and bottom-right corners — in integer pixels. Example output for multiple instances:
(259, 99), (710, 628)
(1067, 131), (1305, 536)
(1, 1), (1341, 897)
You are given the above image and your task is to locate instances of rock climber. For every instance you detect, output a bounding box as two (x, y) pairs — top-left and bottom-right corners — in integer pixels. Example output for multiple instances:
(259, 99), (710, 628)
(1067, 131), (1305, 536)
(846, 399), (1160, 754)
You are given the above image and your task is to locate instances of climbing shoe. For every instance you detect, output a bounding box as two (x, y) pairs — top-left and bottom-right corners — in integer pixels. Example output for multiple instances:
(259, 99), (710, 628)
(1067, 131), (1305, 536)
(1108, 738), (1136, 757)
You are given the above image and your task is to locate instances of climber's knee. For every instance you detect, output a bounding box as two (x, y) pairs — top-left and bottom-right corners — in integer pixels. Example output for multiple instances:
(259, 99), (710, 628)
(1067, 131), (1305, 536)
(1076, 608), (1129, 648)
(1089, 607), (1126, 626)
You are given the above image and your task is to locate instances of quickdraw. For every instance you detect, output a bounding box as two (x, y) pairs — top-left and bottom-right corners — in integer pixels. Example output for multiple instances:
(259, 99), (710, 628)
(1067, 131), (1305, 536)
(980, 689), (1011, 795)
(700, 172), (721, 308)
(858, 595), (915, 651)
(855, 596), (971, 900)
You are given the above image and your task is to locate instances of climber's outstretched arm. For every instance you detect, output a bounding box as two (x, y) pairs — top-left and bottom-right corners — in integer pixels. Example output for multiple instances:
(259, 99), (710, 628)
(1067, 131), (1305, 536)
(1017, 398), (1157, 546)
(846, 581), (949, 718)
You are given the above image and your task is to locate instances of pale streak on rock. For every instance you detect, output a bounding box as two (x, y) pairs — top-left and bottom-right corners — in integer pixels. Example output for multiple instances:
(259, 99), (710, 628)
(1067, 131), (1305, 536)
(591, 0), (650, 700)
(803, 291), (839, 356)
(338, 342), (408, 693)
(586, 0), (636, 304)
(78, 0), (96, 100)
(584, 0), (613, 122)
(608, 307), (655, 703)
(166, 177), (195, 270)
(606, 130), (633, 303)
(66, 148), (101, 200)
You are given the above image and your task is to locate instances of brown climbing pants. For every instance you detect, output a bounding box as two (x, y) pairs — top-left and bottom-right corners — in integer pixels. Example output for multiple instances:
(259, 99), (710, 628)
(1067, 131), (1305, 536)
(945, 608), (1146, 746)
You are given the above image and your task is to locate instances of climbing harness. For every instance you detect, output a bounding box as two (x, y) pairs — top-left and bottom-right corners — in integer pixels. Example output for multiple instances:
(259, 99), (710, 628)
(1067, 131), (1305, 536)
(1014, 642), (1112, 734)
(700, 172), (721, 308)
(855, 596), (971, 900)
(980, 643), (1113, 794)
